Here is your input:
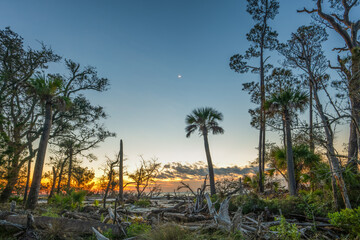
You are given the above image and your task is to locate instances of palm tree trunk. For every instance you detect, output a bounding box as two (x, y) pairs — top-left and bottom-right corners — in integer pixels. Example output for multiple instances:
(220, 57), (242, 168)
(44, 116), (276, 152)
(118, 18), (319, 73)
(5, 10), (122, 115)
(203, 132), (216, 195)
(284, 114), (295, 192)
(26, 102), (52, 210)
(284, 110), (297, 196)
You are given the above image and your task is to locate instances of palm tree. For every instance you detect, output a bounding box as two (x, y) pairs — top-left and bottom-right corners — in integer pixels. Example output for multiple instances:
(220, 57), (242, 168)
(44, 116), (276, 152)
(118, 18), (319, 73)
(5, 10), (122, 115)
(185, 107), (224, 195)
(265, 89), (308, 196)
(25, 74), (68, 209)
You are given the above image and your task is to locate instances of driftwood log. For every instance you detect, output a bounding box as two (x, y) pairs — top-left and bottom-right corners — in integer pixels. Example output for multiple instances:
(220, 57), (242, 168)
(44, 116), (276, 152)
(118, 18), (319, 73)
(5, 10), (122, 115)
(1, 214), (122, 236)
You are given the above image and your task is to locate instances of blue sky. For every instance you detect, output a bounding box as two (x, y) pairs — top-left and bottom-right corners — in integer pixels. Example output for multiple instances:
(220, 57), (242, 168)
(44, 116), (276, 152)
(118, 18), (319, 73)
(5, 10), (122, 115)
(0, 0), (353, 177)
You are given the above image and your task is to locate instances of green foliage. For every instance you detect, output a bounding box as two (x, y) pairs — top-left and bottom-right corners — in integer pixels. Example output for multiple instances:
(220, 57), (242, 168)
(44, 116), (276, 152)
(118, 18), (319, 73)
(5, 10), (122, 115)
(134, 198), (151, 208)
(41, 208), (60, 218)
(329, 207), (360, 238)
(298, 190), (333, 218)
(49, 190), (87, 210)
(8, 195), (23, 204)
(233, 193), (267, 214)
(127, 223), (151, 237)
(94, 199), (99, 207)
(270, 215), (300, 240)
(233, 192), (334, 218)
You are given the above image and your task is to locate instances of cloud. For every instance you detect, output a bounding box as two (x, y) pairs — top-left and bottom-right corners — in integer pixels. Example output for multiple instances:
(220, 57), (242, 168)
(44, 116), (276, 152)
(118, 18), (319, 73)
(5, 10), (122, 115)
(156, 162), (256, 180)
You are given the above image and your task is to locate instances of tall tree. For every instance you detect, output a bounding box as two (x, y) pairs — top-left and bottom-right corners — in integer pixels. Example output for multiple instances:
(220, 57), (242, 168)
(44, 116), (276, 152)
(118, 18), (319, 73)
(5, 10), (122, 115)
(299, 0), (360, 171)
(185, 107), (224, 195)
(265, 89), (309, 195)
(280, 24), (352, 208)
(26, 59), (110, 209)
(229, 0), (279, 192)
(0, 27), (60, 203)
(25, 74), (68, 209)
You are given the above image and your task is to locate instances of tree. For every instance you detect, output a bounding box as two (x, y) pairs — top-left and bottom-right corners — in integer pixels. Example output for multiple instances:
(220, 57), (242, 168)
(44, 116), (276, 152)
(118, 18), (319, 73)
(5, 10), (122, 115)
(25, 74), (68, 209)
(127, 157), (161, 199)
(280, 24), (352, 208)
(185, 107), (224, 195)
(102, 156), (118, 208)
(0, 27), (60, 203)
(299, 0), (360, 171)
(265, 89), (308, 195)
(270, 144), (321, 190)
(229, 0), (279, 192)
(26, 59), (110, 209)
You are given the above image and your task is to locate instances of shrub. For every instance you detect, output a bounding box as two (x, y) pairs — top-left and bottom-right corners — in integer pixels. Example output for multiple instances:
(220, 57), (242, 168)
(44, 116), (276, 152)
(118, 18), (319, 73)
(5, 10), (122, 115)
(233, 193), (266, 214)
(328, 207), (360, 238)
(49, 190), (87, 210)
(126, 223), (151, 237)
(270, 215), (300, 240)
(41, 208), (60, 218)
(134, 198), (151, 208)
(94, 200), (99, 207)
(8, 196), (22, 204)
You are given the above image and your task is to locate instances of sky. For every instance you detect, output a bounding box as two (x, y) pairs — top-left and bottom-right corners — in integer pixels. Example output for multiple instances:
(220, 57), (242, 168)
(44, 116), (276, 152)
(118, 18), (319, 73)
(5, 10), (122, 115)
(0, 0), (356, 186)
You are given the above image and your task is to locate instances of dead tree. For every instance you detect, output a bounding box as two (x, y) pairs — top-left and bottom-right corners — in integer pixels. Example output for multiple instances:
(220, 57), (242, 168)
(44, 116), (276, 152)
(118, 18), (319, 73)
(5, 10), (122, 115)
(103, 157), (118, 208)
(119, 139), (124, 202)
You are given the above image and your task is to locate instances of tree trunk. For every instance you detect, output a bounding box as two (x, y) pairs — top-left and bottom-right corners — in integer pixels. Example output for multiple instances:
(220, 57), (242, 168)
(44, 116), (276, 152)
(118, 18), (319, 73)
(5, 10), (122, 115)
(348, 120), (358, 171)
(0, 164), (21, 203)
(67, 147), (73, 189)
(309, 81), (314, 153)
(103, 170), (113, 208)
(26, 102), (52, 210)
(119, 139), (123, 202)
(284, 110), (297, 196)
(327, 155), (340, 211)
(23, 158), (32, 204)
(203, 132), (216, 195)
(48, 166), (57, 200)
(311, 79), (352, 209)
(350, 53), (360, 172)
(57, 158), (67, 193)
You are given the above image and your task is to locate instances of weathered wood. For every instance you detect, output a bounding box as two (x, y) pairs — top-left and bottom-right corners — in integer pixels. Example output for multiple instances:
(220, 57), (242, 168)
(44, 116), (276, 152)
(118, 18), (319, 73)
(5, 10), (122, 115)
(92, 227), (110, 240)
(151, 201), (186, 214)
(4, 214), (121, 235)
(0, 219), (26, 231)
(10, 200), (16, 212)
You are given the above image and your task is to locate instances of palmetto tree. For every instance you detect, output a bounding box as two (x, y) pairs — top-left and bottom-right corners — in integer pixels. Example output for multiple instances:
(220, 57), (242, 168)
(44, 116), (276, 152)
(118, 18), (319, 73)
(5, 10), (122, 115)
(185, 107), (224, 195)
(265, 89), (308, 196)
(25, 74), (69, 209)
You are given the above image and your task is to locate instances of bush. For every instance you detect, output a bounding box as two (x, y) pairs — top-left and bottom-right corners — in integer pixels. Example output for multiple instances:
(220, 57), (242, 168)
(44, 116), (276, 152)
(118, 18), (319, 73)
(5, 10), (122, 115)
(134, 198), (151, 208)
(41, 208), (60, 218)
(49, 190), (87, 210)
(8, 196), (22, 204)
(233, 193), (266, 214)
(126, 223), (151, 237)
(270, 215), (300, 240)
(328, 207), (360, 238)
